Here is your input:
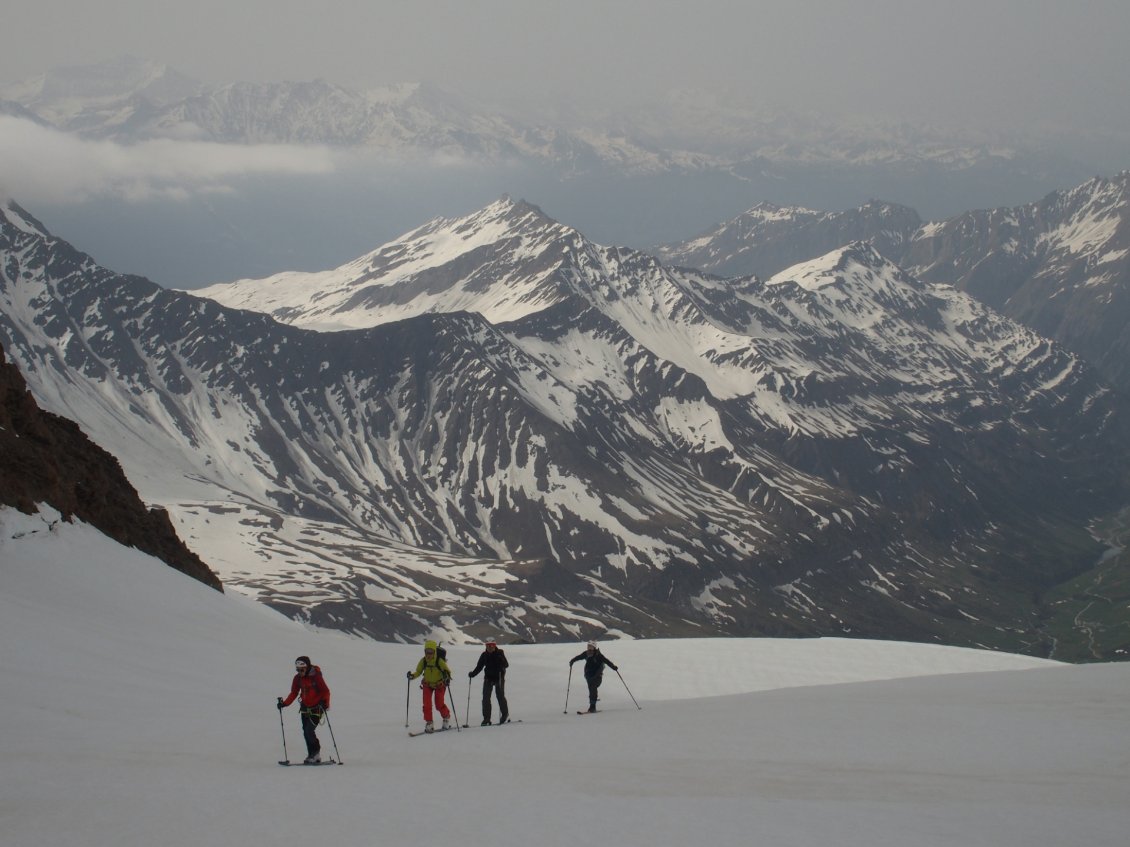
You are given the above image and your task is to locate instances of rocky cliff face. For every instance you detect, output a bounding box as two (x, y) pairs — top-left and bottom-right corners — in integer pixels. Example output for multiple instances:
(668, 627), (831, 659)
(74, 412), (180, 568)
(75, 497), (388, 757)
(0, 342), (222, 591)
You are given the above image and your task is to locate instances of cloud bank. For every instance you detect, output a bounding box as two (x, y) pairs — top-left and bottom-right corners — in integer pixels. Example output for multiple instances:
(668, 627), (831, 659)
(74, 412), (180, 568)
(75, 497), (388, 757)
(0, 116), (338, 205)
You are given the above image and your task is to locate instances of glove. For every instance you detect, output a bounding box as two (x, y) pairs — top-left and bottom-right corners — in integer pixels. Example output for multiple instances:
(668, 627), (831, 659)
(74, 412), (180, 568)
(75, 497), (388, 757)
(468, 671), (474, 678)
(276, 697), (284, 710)
(406, 671), (413, 679)
(611, 665), (619, 671)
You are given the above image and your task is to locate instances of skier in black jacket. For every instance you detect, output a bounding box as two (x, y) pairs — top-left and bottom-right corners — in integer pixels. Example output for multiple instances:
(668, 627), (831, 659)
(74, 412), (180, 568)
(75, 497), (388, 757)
(468, 639), (509, 725)
(569, 641), (618, 713)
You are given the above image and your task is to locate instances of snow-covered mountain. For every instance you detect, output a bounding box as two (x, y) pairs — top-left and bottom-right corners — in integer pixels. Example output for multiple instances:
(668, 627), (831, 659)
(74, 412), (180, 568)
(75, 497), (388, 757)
(658, 173), (1130, 395)
(902, 173), (1130, 393)
(655, 200), (924, 280)
(5, 194), (1118, 652)
(0, 56), (205, 136)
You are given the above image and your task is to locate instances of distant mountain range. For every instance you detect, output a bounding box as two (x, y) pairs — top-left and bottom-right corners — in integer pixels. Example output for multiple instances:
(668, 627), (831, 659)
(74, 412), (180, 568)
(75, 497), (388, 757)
(4, 184), (1128, 658)
(0, 56), (1091, 177)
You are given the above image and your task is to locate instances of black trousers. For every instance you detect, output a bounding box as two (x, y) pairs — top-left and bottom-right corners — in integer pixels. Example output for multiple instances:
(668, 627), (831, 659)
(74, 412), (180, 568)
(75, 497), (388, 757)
(482, 675), (509, 722)
(300, 707), (323, 755)
(585, 674), (602, 710)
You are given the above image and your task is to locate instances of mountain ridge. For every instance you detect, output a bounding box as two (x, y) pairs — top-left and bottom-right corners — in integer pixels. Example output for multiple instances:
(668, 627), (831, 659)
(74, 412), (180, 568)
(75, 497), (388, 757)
(4, 193), (1121, 652)
(658, 172), (1130, 395)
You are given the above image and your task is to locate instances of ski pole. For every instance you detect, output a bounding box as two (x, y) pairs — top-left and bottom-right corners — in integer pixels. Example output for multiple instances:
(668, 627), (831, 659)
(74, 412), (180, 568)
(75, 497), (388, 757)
(563, 664), (573, 714)
(463, 676), (472, 728)
(277, 700), (289, 763)
(321, 708), (344, 765)
(615, 668), (641, 710)
(405, 676), (412, 728)
(446, 679), (461, 732)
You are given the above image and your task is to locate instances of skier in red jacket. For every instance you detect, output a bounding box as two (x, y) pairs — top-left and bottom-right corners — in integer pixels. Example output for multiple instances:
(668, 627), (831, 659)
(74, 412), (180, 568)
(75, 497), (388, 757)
(277, 656), (332, 763)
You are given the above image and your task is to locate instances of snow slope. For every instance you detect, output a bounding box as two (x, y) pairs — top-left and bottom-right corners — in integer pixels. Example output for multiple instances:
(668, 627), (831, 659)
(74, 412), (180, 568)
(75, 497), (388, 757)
(3, 506), (1128, 847)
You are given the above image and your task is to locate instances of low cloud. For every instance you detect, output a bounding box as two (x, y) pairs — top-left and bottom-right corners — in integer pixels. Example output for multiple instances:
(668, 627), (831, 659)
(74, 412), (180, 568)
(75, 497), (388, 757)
(0, 116), (339, 205)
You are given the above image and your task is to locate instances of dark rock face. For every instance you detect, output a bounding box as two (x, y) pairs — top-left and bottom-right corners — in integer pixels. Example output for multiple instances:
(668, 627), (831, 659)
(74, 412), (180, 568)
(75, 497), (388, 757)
(0, 343), (222, 591)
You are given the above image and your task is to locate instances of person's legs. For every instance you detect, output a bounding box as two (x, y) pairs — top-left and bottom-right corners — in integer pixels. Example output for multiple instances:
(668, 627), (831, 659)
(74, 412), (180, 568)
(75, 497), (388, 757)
(434, 683), (451, 721)
(301, 709), (322, 758)
(481, 678), (493, 723)
(496, 676), (509, 722)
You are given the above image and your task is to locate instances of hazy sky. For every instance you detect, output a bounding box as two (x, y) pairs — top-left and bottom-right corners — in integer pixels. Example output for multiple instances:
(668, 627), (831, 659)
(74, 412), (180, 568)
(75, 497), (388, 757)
(4, 0), (1130, 135)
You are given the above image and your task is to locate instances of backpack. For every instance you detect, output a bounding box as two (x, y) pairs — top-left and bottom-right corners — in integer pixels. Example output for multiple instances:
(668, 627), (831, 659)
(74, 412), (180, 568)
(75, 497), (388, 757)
(427, 643), (450, 683)
(424, 643), (448, 675)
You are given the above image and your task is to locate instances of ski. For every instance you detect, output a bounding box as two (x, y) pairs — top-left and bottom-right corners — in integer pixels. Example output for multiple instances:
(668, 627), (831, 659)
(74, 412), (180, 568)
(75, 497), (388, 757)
(408, 726), (452, 737)
(576, 710), (599, 715)
(464, 719), (522, 727)
(278, 759), (338, 766)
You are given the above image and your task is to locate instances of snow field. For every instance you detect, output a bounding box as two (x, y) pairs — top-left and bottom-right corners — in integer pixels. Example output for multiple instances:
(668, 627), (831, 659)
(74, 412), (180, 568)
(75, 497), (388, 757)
(2, 508), (1129, 847)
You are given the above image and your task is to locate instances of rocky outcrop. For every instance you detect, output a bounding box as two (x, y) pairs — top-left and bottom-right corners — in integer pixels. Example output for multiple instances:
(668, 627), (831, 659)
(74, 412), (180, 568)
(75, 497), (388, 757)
(0, 343), (222, 591)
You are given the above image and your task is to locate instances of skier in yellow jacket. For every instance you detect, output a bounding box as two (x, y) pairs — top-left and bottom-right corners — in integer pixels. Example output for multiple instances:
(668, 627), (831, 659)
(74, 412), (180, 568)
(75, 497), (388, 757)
(407, 640), (453, 733)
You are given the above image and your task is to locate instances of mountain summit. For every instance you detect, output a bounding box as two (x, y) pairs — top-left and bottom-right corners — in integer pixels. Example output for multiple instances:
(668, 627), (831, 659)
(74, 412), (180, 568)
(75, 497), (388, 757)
(194, 197), (578, 328)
